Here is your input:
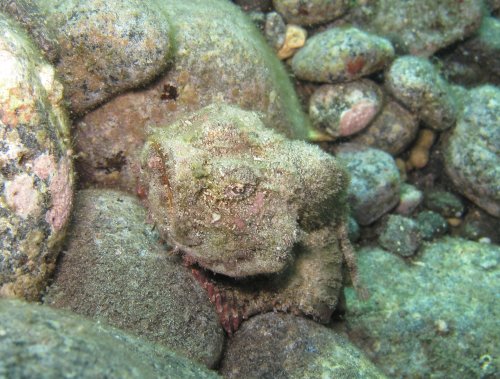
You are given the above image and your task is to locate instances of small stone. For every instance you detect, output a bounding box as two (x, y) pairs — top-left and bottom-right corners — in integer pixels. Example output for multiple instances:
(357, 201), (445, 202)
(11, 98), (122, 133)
(351, 99), (419, 156)
(423, 190), (464, 218)
(378, 215), (422, 257)
(444, 86), (500, 217)
(335, 144), (401, 226)
(264, 11), (286, 51)
(386, 56), (457, 131)
(273, 0), (348, 26)
(291, 27), (394, 83)
(45, 189), (224, 368)
(458, 207), (500, 244)
(0, 299), (219, 378)
(395, 183), (423, 216)
(309, 79), (383, 138)
(277, 24), (307, 60)
(416, 211), (449, 241)
(220, 312), (387, 378)
(407, 129), (436, 170)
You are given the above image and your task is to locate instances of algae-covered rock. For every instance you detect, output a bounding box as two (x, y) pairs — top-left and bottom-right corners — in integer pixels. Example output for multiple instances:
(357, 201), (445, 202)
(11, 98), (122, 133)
(0, 299), (220, 379)
(220, 312), (387, 378)
(0, 0), (59, 61)
(386, 56), (457, 131)
(273, 0), (348, 26)
(309, 79), (383, 138)
(348, 0), (483, 56)
(378, 214), (422, 257)
(345, 238), (500, 378)
(34, 0), (174, 114)
(351, 99), (419, 156)
(141, 104), (348, 278)
(291, 27), (394, 84)
(335, 144), (401, 226)
(444, 86), (500, 217)
(74, 0), (317, 192)
(0, 13), (74, 300)
(44, 189), (224, 368)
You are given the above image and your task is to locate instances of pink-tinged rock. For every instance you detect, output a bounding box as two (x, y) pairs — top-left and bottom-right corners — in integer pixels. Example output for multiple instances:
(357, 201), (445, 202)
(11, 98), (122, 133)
(4, 174), (41, 219)
(309, 80), (383, 138)
(0, 14), (74, 300)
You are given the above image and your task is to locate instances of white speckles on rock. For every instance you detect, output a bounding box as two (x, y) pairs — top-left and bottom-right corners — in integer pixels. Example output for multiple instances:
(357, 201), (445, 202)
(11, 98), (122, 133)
(291, 27), (395, 83)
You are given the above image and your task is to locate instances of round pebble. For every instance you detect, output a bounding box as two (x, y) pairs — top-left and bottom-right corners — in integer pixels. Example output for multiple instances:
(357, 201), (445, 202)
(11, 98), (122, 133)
(335, 144), (401, 226)
(395, 183), (423, 216)
(309, 79), (383, 138)
(38, 0), (174, 114)
(416, 210), (449, 241)
(378, 215), (422, 257)
(351, 99), (419, 156)
(385, 56), (457, 131)
(291, 27), (395, 83)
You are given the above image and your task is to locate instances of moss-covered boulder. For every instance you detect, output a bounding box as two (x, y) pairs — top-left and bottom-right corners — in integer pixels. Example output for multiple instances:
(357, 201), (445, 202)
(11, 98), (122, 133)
(345, 238), (500, 378)
(220, 312), (387, 378)
(0, 299), (220, 379)
(44, 189), (224, 368)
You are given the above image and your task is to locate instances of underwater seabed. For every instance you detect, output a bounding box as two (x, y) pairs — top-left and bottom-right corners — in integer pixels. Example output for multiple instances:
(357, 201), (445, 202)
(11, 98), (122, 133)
(0, 0), (499, 378)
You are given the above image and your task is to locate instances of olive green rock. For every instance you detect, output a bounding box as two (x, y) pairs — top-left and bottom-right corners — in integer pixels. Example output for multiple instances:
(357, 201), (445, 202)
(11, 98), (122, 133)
(220, 312), (387, 378)
(291, 27), (394, 84)
(0, 299), (220, 379)
(44, 189), (224, 368)
(345, 238), (500, 378)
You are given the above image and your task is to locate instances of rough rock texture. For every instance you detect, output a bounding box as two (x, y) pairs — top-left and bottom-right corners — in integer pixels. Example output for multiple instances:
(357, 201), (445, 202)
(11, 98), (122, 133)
(0, 0), (59, 62)
(0, 299), (220, 379)
(0, 14), (74, 300)
(348, 0), (483, 56)
(309, 80), (383, 138)
(34, 0), (174, 115)
(291, 27), (394, 83)
(141, 104), (348, 278)
(220, 312), (387, 378)
(378, 215), (422, 257)
(74, 0), (317, 193)
(273, 0), (348, 26)
(386, 56), (457, 131)
(351, 99), (419, 156)
(416, 210), (448, 241)
(423, 189), (464, 219)
(44, 189), (224, 368)
(345, 238), (500, 378)
(395, 183), (423, 216)
(335, 144), (401, 226)
(444, 86), (500, 217)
